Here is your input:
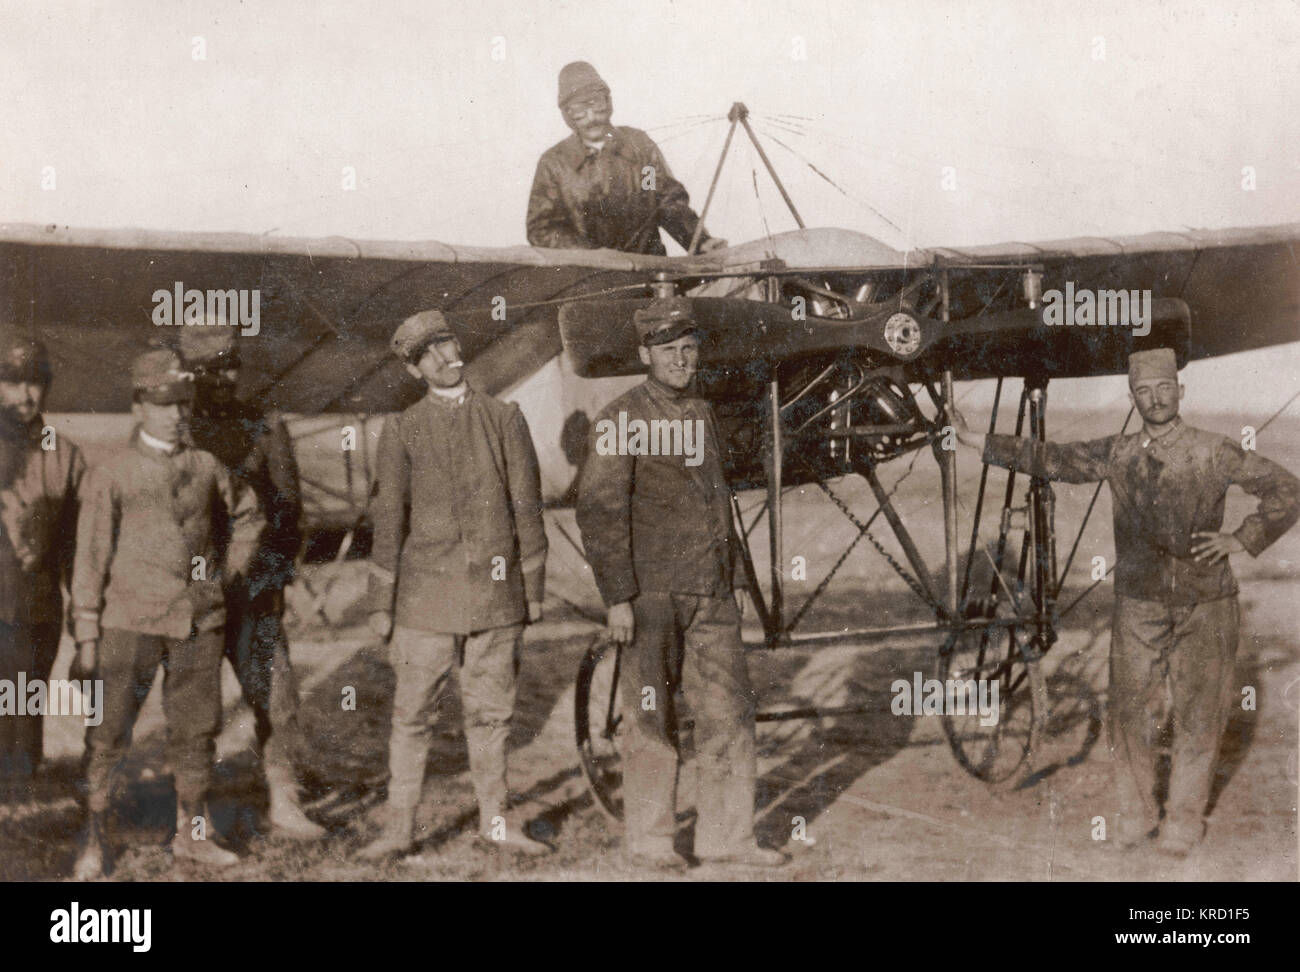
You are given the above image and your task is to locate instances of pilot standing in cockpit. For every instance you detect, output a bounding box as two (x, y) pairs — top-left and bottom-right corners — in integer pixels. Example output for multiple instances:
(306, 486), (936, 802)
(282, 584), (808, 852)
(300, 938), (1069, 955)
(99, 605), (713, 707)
(527, 61), (727, 256)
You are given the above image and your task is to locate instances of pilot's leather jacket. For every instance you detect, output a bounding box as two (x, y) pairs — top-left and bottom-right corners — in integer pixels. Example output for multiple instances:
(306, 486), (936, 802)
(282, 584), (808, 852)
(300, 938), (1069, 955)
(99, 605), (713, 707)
(526, 126), (715, 255)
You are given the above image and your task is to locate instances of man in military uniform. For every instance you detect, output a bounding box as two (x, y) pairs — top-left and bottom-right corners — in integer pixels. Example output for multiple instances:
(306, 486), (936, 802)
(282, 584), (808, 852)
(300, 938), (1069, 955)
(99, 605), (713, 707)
(359, 310), (550, 860)
(70, 349), (264, 879)
(527, 61), (727, 255)
(575, 298), (787, 870)
(954, 348), (1300, 856)
(177, 326), (323, 839)
(0, 329), (85, 794)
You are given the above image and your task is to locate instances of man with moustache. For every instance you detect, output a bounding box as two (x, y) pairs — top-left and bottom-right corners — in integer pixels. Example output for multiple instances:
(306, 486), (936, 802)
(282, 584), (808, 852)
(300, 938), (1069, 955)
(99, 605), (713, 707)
(527, 61), (726, 255)
(0, 329), (85, 794)
(177, 325), (323, 839)
(359, 310), (550, 860)
(576, 298), (786, 871)
(953, 347), (1300, 856)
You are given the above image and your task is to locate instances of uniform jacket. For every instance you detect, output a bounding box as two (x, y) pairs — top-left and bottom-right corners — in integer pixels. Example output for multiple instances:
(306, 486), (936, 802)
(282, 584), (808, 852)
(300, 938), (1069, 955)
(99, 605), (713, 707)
(188, 399), (302, 594)
(526, 126), (713, 255)
(369, 389), (547, 634)
(70, 429), (264, 642)
(984, 419), (1300, 605)
(0, 415), (86, 626)
(576, 377), (743, 606)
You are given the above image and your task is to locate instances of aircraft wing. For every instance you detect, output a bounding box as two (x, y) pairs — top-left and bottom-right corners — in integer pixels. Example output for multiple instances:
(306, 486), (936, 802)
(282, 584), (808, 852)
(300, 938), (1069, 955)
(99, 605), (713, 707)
(562, 223), (1300, 381)
(909, 223), (1300, 364)
(0, 223), (656, 413)
(0, 222), (915, 414)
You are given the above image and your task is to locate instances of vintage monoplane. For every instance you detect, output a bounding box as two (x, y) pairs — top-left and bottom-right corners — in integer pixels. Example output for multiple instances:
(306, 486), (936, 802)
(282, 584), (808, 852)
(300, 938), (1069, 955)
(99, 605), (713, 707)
(3, 107), (1297, 812)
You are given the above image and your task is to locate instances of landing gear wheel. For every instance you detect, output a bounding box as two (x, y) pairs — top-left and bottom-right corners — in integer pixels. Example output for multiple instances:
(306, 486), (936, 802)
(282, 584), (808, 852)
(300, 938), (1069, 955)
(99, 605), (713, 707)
(939, 619), (1047, 784)
(574, 637), (624, 821)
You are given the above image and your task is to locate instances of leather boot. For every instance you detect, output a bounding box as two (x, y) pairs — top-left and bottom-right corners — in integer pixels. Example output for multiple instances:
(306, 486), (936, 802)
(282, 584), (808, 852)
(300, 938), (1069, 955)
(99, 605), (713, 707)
(72, 811), (112, 880)
(266, 772), (326, 840)
(171, 803), (240, 868)
(357, 802), (417, 861)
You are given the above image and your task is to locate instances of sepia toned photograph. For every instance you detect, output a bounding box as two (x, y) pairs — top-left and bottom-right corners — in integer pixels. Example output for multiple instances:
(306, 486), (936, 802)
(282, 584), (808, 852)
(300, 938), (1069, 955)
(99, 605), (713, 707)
(2, 0), (1297, 909)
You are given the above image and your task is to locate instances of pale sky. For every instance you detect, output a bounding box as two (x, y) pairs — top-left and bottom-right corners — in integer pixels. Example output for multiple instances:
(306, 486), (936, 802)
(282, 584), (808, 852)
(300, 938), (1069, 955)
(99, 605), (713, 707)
(6, 0), (1299, 249)
(5, 0), (1300, 417)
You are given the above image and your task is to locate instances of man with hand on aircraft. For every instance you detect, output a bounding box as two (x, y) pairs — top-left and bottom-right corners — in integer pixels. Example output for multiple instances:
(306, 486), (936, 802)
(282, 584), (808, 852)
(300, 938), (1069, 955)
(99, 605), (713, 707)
(952, 347), (1300, 856)
(576, 297), (787, 871)
(527, 61), (727, 256)
(359, 310), (550, 860)
(177, 324), (323, 840)
(0, 328), (85, 794)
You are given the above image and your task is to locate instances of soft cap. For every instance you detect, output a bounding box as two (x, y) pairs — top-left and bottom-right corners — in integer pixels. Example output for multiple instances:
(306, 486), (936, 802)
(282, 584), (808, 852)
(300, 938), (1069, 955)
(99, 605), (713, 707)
(178, 325), (239, 368)
(391, 310), (455, 361)
(634, 298), (698, 346)
(558, 61), (609, 107)
(0, 328), (52, 385)
(132, 348), (195, 404)
(1128, 347), (1178, 384)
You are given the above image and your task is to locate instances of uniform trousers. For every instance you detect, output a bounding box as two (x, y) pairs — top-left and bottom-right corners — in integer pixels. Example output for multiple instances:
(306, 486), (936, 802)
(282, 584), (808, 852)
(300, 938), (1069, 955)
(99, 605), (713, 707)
(623, 592), (756, 857)
(84, 627), (224, 814)
(384, 623), (523, 825)
(1109, 594), (1239, 842)
(224, 584), (305, 787)
(0, 620), (61, 781)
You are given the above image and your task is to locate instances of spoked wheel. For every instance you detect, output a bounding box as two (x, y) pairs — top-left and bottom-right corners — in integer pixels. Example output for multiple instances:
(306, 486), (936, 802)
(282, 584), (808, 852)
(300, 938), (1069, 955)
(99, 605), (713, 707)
(574, 636), (624, 820)
(939, 617), (1047, 783)
(941, 377), (1057, 784)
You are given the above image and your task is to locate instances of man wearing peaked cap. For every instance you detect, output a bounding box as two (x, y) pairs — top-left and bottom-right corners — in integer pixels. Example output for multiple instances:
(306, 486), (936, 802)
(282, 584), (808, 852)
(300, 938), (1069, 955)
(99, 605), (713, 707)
(953, 346), (1300, 858)
(131, 347), (195, 402)
(358, 309), (550, 860)
(177, 323), (324, 839)
(576, 299), (789, 871)
(527, 62), (726, 256)
(389, 308), (454, 361)
(0, 328), (86, 795)
(634, 297), (698, 346)
(69, 347), (264, 878)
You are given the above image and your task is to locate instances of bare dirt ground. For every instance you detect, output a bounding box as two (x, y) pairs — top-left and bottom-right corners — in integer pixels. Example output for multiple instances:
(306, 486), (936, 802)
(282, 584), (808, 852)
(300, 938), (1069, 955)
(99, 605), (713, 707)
(3, 409), (1296, 882)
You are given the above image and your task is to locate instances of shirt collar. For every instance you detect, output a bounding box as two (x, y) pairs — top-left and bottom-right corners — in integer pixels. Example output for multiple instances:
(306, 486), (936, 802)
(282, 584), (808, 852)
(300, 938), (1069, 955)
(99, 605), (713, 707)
(138, 428), (181, 455)
(559, 129), (623, 170)
(426, 382), (469, 406)
(1141, 417), (1184, 449)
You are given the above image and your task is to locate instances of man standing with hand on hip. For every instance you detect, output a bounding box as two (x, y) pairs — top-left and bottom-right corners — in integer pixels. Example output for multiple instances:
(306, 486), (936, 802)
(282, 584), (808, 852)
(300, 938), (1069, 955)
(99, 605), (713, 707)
(359, 310), (550, 860)
(953, 347), (1300, 856)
